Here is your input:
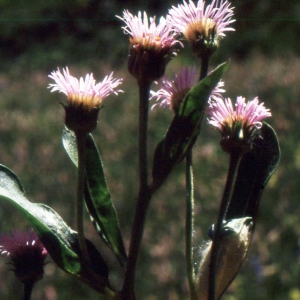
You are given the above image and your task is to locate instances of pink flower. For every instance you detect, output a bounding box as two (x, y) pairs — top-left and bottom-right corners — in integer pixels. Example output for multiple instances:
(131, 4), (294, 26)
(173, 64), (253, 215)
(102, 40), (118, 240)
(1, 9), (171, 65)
(117, 10), (182, 81)
(169, 0), (235, 39)
(168, 0), (235, 57)
(118, 10), (181, 52)
(207, 96), (271, 151)
(150, 65), (225, 113)
(48, 67), (123, 112)
(207, 96), (271, 130)
(0, 228), (48, 284)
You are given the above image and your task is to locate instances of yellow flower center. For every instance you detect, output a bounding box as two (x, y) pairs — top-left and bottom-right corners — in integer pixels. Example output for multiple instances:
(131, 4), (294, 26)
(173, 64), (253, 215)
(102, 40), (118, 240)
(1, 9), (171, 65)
(184, 17), (218, 43)
(130, 33), (163, 51)
(68, 94), (102, 112)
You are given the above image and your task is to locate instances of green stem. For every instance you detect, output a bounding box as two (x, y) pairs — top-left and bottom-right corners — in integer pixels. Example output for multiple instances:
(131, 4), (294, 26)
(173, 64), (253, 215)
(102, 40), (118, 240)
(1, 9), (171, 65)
(199, 55), (210, 82)
(122, 187), (153, 300)
(22, 282), (34, 300)
(138, 80), (151, 191)
(185, 151), (197, 300)
(122, 80), (153, 300)
(75, 131), (89, 263)
(208, 151), (243, 300)
(185, 55), (210, 299)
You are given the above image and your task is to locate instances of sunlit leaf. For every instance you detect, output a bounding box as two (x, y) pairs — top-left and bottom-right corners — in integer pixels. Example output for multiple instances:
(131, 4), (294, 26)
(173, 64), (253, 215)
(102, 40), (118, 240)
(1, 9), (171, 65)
(198, 217), (253, 300)
(0, 165), (111, 293)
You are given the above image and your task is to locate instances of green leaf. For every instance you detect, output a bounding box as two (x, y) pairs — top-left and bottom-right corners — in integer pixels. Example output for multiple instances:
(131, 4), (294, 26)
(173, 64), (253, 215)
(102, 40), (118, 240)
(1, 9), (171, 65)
(207, 123), (280, 299)
(62, 127), (127, 267)
(226, 122), (281, 221)
(0, 164), (111, 294)
(152, 61), (229, 187)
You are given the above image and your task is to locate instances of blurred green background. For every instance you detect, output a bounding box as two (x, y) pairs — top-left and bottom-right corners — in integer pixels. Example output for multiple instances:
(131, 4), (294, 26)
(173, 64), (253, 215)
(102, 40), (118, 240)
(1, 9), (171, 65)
(0, 0), (299, 299)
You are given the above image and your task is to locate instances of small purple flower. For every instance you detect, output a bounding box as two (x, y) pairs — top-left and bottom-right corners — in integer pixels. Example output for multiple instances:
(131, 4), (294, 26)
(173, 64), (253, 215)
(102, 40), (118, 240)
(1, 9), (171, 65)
(150, 65), (197, 112)
(117, 10), (182, 81)
(207, 96), (271, 130)
(168, 0), (235, 57)
(150, 65), (225, 113)
(118, 10), (181, 53)
(0, 228), (48, 285)
(48, 67), (123, 132)
(207, 96), (271, 152)
(48, 67), (123, 112)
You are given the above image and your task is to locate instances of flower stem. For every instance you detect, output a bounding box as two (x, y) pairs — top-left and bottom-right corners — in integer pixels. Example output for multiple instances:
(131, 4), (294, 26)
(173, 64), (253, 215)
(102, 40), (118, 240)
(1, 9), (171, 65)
(22, 282), (34, 300)
(185, 55), (210, 299)
(75, 131), (89, 263)
(122, 80), (153, 300)
(185, 151), (197, 300)
(208, 151), (243, 300)
(199, 55), (210, 82)
(138, 80), (151, 191)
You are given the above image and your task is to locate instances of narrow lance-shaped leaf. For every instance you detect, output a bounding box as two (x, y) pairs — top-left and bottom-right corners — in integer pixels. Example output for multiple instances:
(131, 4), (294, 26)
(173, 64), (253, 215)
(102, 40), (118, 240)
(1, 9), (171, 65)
(152, 61), (229, 187)
(62, 127), (127, 267)
(226, 122), (281, 222)
(0, 164), (111, 294)
(206, 123), (280, 299)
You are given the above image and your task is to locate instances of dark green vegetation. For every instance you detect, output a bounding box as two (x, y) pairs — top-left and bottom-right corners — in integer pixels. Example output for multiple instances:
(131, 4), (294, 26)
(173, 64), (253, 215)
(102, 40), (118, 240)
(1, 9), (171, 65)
(0, 0), (299, 299)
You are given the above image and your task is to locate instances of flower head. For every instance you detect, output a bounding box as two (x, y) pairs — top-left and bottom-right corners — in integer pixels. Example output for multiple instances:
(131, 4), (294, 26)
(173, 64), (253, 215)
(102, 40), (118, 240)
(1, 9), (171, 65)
(207, 96), (271, 152)
(0, 228), (48, 285)
(48, 67), (123, 133)
(150, 65), (197, 112)
(168, 0), (235, 58)
(49, 67), (123, 112)
(150, 65), (225, 113)
(117, 10), (182, 82)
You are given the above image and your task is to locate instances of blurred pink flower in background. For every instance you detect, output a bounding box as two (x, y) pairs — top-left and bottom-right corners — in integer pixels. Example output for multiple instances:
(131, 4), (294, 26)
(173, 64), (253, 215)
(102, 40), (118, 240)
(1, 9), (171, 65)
(0, 228), (47, 284)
